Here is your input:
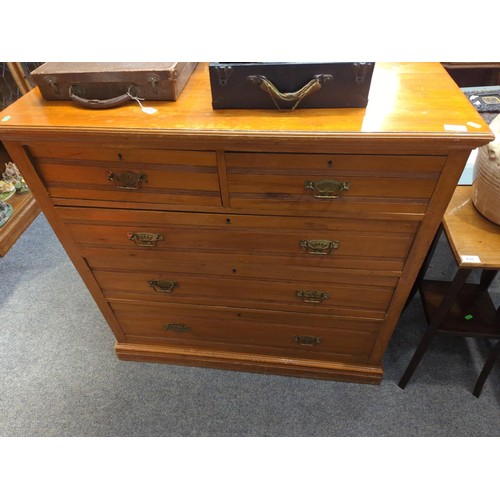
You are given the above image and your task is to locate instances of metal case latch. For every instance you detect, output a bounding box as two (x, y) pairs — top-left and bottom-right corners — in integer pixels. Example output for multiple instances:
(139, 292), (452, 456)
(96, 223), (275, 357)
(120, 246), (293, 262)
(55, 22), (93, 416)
(216, 65), (232, 86)
(354, 63), (369, 84)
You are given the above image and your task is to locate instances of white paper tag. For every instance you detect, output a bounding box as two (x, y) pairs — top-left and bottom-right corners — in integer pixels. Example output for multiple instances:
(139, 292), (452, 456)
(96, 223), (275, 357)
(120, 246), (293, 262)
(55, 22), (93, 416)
(461, 255), (481, 263)
(141, 107), (158, 115)
(127, 92), (157, 115)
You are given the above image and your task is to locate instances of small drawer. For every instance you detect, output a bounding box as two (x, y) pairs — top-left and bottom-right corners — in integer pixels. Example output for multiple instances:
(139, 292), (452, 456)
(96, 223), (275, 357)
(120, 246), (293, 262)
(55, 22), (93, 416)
(93, 269), (396, 319)
(109, 301), (380, 361)
(225, 152), (445, 215)
(28, 142), (221, 208)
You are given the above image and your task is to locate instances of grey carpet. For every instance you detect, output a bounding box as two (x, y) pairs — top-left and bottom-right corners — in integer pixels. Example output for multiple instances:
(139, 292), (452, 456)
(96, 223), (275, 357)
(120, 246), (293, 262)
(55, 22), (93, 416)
(0, 214), (499, 436)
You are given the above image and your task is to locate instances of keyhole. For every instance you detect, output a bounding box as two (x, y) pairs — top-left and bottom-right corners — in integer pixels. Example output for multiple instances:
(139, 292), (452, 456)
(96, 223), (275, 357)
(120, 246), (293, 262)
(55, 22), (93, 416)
(327, 160), (333, 169)
(117, 153), (123, 161)
(226, 218), (231, 224)
(232, 268), (237, 273)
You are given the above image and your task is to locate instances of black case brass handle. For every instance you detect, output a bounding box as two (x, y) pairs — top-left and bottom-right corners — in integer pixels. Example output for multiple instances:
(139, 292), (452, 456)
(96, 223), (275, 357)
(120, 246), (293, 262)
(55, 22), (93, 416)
(148, 280), (178, 293)
(299, 239), (339, 255)
(107, 170), (147, 190)
(247, 74), (333, 110)
(296, 290), (330, 304)
(127, 232), (164, 247)
(294, 335), (321, 346)
(304, 179), (350, 199)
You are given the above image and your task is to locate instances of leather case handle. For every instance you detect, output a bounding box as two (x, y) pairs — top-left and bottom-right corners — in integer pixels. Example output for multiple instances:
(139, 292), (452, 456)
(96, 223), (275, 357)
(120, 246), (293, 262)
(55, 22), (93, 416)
(69, 85), (135, 109)
(247, 74), (333, 110)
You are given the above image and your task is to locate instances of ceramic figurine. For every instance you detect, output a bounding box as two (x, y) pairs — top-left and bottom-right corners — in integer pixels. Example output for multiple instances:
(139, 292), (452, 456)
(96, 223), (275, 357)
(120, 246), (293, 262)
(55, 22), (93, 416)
(0, 200), (13, 227)
(3, 162), (29, 193)
(0, 179), (16, 201)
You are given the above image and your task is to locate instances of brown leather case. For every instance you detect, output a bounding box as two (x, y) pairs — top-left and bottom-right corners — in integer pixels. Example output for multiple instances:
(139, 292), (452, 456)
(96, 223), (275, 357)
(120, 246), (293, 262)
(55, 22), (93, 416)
(31, 62), (197, 109)
(209, 62), (375, 110)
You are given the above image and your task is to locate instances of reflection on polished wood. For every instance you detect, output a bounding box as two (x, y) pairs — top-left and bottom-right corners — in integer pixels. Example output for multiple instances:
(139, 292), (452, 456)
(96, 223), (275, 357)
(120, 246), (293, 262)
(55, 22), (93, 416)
(0, 63), (493, 147)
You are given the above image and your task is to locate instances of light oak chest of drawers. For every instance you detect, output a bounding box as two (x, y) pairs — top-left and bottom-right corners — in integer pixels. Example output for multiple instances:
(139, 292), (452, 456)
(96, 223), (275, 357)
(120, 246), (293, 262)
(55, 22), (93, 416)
(0, 63), (492, 383)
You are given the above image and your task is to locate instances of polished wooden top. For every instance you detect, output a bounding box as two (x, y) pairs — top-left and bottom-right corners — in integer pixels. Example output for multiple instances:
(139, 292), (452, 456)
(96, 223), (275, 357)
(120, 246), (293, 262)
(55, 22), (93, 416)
(0, 62), (493, 148)
(443, 186), (500, 269)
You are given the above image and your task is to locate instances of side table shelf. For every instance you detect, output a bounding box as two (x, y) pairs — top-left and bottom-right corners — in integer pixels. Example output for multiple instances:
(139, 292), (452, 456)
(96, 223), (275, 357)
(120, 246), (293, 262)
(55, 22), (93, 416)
(0, 191), (40, 256)
(420, 280), (500, 337)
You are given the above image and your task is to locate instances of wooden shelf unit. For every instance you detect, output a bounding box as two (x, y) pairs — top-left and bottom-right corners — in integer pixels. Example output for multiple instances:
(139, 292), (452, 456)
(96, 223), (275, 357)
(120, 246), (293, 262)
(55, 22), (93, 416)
(0, 63), (41, 256)
(0, 189), (40, 256)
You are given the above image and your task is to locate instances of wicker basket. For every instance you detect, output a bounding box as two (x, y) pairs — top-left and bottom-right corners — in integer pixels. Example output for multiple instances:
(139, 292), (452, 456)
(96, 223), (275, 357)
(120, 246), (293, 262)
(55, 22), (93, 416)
(472, 114), (500, 225)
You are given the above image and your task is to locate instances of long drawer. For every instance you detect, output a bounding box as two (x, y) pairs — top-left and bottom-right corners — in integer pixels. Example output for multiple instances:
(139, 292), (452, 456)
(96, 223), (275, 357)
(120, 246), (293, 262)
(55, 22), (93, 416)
(110, 301), (380, 361)
(58, 207), (418, 271)
(27, 143), (221, 208)
(93, 268), (395, 319)
(85, 247), (403, 281)
(225, 152), (445, 215)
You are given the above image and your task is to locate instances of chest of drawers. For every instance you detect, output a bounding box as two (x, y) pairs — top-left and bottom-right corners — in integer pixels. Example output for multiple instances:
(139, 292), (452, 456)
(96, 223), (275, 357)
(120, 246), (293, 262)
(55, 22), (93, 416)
(0, 63), (493, 383)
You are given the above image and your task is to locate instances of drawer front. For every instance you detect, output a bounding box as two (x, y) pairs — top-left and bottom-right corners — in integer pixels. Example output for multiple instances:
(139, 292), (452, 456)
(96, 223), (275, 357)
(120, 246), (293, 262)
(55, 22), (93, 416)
(58, 207), (418, 271)
(85, 247), (402, 282)
(28, 143), (221, 208)
(110, 301), (380, 361)
(225, 152), (445, 214)
(93, 269), (395, 319)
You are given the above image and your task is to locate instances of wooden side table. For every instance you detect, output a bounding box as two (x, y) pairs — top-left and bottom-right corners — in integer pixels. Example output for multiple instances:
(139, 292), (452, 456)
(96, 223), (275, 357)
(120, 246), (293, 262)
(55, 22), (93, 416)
(399, 186), (500, 397)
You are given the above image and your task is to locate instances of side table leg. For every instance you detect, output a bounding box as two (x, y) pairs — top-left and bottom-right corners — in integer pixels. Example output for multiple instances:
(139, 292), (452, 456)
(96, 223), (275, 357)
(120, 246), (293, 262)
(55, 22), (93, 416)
(473, 340), (500, 398)
(398, 268), (471, 389)
(403, 226), (443, 312)
(478, 270), (498, 292)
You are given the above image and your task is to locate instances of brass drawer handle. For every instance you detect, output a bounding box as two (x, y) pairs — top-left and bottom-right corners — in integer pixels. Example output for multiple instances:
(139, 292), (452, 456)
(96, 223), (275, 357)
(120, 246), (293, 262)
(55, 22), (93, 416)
(304, 179), (350, 199)
(127, 232), (164, 247)
(299, 239), (339, 255)
(294, 335), (321, 346)
(296, 290), (330, 304)
(107, 170), (147, 190)
(164, 323), (191, 333)
(148, 280), (178, 293)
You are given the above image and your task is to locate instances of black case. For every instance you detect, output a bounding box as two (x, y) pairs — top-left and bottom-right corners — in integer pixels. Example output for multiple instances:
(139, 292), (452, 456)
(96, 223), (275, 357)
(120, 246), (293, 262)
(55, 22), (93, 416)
(209, 62), (375, 110)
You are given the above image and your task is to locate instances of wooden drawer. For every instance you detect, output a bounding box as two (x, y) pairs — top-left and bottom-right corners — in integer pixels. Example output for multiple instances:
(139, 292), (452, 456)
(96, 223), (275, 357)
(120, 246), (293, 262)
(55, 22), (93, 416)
(28, 143), (221, 208)
(225, 152), (445, 215)
(58, 207), (418, 271)
(93, 268), (395, 319)
(85, 247), (403, 281)
(110, 301), (380, 361)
